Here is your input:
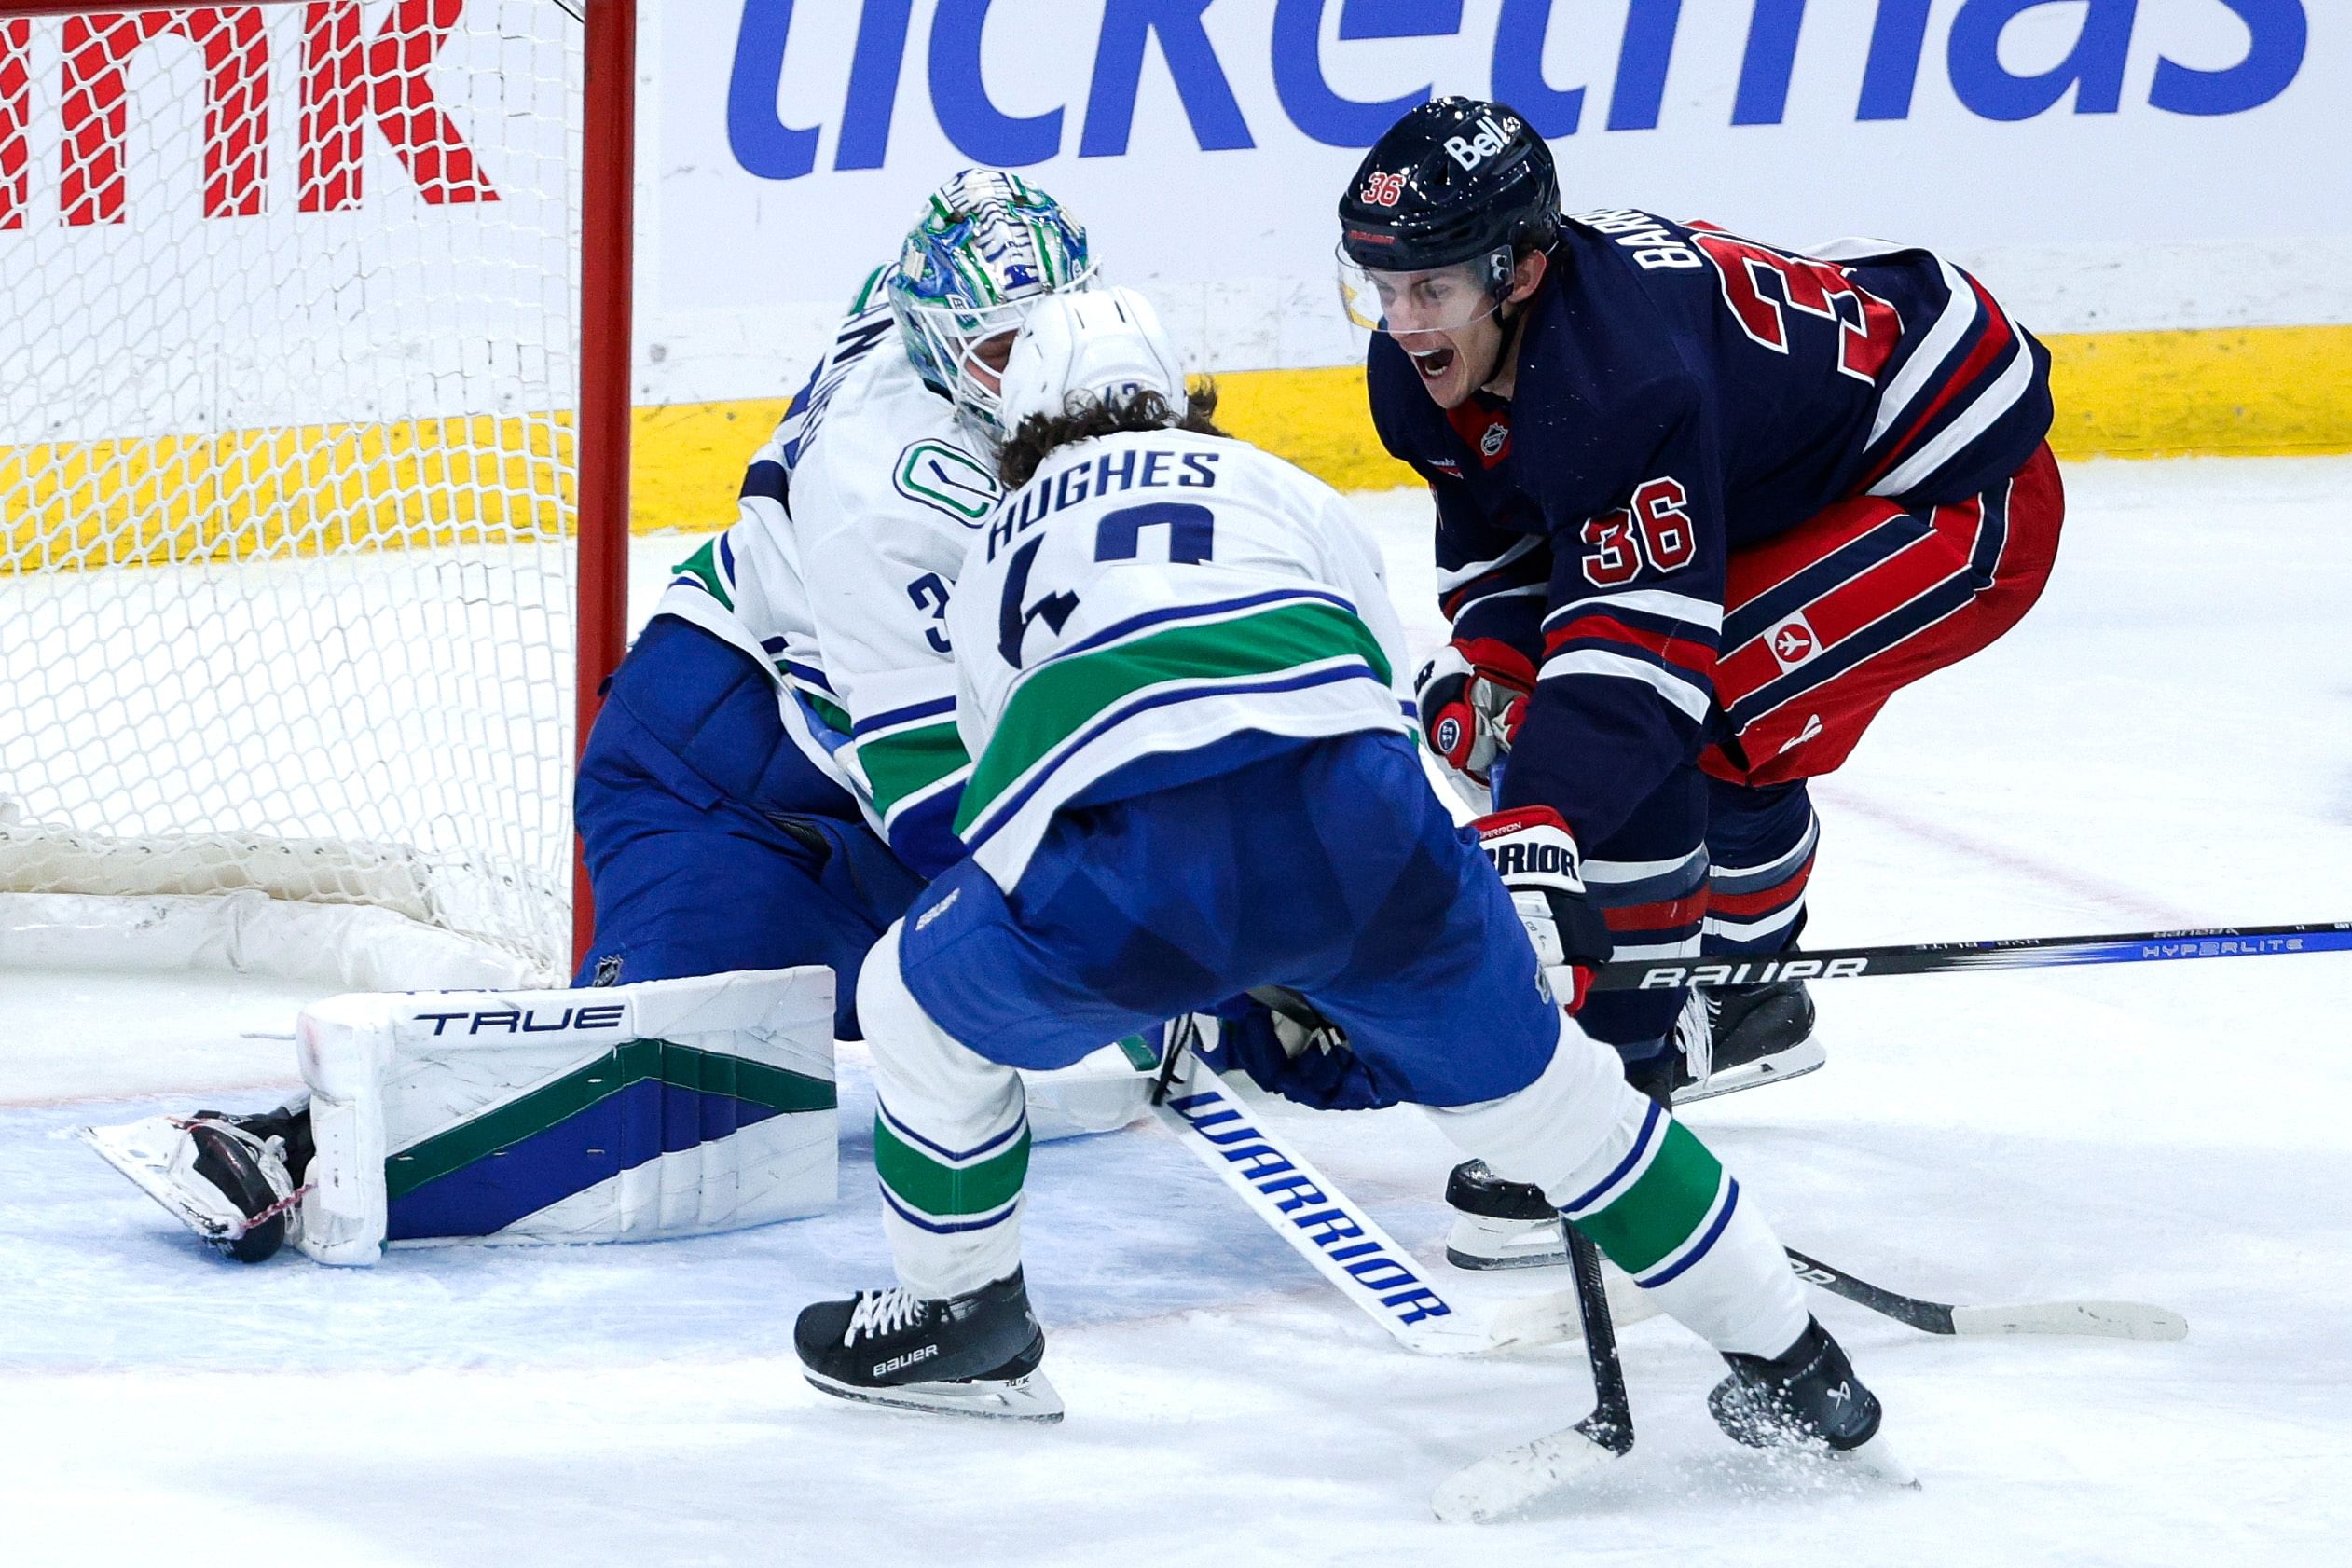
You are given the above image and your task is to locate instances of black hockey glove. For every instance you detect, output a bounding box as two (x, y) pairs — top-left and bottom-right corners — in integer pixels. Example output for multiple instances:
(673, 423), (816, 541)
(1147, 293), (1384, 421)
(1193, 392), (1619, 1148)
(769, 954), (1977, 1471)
(1473, 806), (1613, 1012)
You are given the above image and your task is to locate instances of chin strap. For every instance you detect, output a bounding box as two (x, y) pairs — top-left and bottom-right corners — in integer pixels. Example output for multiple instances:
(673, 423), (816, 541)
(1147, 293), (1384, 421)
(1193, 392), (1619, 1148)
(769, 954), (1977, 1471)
(1476, 295), (1530, 395)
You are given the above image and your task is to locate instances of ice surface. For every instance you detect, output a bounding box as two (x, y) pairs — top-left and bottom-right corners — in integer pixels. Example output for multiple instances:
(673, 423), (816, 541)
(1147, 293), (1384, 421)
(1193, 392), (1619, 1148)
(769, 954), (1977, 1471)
(4, 456), (2349, 1567)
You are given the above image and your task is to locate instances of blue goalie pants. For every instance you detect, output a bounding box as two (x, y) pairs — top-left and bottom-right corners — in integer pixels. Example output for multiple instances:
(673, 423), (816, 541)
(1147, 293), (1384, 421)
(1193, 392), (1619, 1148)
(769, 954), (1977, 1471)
(572, 615), (923, 1038)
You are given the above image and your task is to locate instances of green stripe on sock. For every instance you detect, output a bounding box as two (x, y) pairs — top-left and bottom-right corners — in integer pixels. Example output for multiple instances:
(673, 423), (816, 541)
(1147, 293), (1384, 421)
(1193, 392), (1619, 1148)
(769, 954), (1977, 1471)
(957, 600), (1390, 834)
(873, 1116), (1031, 1219)
(1575, 1118), (1726, 1276)
(386, 1038), (834, 1202)
(855, 722), (970, 816)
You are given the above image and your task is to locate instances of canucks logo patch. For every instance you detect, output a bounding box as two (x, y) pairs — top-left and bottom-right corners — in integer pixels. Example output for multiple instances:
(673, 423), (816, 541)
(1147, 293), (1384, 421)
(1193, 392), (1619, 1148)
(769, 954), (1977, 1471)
(896, 441), (999, 523)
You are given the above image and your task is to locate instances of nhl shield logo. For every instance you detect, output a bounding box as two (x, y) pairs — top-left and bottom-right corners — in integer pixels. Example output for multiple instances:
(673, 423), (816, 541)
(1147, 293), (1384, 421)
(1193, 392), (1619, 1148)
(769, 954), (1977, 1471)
(1767, 613), (1821, 670)
(1479, 422), (1508, 458)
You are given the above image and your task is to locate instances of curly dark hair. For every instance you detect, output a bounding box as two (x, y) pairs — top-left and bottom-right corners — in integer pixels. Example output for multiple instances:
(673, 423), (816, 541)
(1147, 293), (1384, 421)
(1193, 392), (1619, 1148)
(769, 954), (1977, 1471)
(996, 379), (1229, 489)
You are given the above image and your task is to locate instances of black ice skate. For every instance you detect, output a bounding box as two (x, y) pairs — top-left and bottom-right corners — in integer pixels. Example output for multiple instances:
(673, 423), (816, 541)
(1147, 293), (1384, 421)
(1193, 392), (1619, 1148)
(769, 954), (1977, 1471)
(79, 1101), (314, 1263)
(795, 1269), (1063, 1423)
(1443, 1159), (1572, 1271)
(1673, 981), (1824, 1105)
(1709, 1316), (1915, 1485)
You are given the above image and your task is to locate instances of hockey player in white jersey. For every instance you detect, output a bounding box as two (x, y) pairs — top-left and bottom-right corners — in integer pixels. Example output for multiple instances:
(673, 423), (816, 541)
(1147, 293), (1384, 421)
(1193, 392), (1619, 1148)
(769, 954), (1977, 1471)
(792, 288), (1899, 1474)
(89, 172), (1137, 1265)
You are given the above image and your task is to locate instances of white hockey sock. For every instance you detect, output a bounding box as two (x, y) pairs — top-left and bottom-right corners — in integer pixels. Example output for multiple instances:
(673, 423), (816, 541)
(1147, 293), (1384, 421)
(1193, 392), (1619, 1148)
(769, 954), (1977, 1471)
(859, 923), (1029, 1300)
(1424, 1015), (1808, 1359)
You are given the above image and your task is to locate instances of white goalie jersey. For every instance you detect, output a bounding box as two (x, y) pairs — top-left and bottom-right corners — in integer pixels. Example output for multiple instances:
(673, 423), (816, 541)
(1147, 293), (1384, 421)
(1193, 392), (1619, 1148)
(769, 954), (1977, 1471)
(943, 426), (1415, 888)
(656, 271), (999, 874)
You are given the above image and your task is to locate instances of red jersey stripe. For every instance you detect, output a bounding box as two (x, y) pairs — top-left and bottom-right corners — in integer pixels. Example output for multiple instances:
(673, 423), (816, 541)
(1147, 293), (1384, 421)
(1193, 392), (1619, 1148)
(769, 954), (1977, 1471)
(1543, 615), (1715, 674)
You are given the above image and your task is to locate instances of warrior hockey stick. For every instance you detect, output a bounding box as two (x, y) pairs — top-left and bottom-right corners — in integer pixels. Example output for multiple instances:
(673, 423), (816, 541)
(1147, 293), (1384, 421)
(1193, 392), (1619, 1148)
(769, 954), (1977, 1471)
(1784, 1248), (2188, 1341)
(1433, 1224), (1634, 1524)
(1150, 1044), (1502, 1357)
(1589, 921), (2352, 993)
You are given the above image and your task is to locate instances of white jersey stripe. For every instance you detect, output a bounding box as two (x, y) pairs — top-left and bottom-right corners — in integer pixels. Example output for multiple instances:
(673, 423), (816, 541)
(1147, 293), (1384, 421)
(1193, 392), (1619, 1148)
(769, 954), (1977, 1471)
(1537, 649), (1713, 723)
(1545, 587), (1723, 633)
(1872, 337), (2036, 498)
(1868, 255), (1980, 447)
(1437, 534), (1543, 594)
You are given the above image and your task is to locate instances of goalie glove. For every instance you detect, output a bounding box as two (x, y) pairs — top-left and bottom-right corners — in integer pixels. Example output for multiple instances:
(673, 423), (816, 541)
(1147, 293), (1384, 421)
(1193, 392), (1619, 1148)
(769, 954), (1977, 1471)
(1473, 806), (1613, 1013)
(1414, 640), (1533, 789)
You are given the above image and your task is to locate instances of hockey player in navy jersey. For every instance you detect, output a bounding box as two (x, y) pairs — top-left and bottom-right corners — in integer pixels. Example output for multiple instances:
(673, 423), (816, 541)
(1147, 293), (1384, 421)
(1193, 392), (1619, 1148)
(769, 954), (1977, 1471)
(1338, 99), (2063, 1264)
(792, 287), (1902, 1480)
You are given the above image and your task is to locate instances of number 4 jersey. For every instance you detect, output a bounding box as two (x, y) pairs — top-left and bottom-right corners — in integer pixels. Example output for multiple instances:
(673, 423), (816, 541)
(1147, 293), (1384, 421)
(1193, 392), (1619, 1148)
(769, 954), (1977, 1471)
(1365, 208), (2054, 847)
(942, 428), (1416, 889)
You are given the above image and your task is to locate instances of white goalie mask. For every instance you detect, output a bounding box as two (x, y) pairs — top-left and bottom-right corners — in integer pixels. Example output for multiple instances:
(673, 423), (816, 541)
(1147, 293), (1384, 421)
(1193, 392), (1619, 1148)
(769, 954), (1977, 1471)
(998, 286), (1189, 434)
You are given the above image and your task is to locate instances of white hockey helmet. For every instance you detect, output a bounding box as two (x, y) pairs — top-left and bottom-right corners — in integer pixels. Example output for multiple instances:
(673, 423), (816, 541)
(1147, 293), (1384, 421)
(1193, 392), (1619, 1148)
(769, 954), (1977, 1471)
(998, 286), (1189, 433)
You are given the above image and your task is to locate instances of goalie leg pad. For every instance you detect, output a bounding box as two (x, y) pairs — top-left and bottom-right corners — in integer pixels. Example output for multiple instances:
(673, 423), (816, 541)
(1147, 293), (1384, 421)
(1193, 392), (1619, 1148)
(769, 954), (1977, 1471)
(296, 966), (838, 1264)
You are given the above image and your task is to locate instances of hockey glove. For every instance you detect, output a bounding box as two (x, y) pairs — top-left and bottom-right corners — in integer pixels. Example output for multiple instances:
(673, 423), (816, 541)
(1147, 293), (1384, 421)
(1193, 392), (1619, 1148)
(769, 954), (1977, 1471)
(1473, 806), (1614, 1013)
(1190, 994), (1398, 1111)
(1413, 640), (1533, 789)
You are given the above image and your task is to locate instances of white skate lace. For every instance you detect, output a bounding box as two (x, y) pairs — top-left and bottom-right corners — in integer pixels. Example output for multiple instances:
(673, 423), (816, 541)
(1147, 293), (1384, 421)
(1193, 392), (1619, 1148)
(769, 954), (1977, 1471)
(843, 1287), (927, 1347)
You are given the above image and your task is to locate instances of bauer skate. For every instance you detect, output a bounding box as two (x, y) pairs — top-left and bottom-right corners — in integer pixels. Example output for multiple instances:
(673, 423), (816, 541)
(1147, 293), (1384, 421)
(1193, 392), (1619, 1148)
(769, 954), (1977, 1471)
(1709, 1315), (1915, 1485)
(1673, 981), (1824, 1104)
(795, 1269), (1063, 1423)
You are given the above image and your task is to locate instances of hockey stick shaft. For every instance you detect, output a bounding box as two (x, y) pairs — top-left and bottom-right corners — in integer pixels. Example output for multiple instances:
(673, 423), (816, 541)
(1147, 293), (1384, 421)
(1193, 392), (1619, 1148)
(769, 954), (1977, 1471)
(1785, 1246), (1954, 1332)
(1589, 921), (2352, 993)
(1429, 1223), (1633, 1523)
(1563, 1222), (1633, 1452)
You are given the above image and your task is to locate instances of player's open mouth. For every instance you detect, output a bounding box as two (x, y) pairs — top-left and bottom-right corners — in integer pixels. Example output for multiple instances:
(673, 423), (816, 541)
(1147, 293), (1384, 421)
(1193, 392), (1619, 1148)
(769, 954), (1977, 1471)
(1410, 344), (1457, 381)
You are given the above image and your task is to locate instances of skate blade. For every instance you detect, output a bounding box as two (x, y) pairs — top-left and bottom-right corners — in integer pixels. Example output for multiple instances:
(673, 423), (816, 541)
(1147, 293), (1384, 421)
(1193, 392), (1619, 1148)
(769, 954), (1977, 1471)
(1673, 1038), (1827, 1106)
(78, 1119), (243, 1243)
(1446, 1212), (1569, 1272)
(1835, 1429), (1920, 1490)
(1433, 1424), (1628, 1524)
(802, 1367), (1066, 1424)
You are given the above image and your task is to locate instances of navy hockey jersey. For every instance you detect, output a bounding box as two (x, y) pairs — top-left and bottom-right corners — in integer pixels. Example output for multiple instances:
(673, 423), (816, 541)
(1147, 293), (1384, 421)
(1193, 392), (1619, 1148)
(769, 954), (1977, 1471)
(1367, 208), (2053, 847)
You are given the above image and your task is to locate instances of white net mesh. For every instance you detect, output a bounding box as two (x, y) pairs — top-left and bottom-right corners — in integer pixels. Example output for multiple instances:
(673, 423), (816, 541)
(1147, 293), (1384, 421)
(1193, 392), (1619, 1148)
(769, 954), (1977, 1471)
(0, 1), (585, 978)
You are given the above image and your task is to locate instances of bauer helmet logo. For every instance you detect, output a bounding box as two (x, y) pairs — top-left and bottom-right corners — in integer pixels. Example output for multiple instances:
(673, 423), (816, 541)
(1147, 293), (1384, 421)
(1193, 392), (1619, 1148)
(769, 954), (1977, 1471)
(1443, 115), (1523, 172)
(1360, 171), (1407, 207)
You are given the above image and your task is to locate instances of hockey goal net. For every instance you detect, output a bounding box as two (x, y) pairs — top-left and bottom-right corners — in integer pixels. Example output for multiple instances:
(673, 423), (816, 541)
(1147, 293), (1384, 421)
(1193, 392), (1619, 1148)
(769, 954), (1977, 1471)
(0, 0), (633, 987)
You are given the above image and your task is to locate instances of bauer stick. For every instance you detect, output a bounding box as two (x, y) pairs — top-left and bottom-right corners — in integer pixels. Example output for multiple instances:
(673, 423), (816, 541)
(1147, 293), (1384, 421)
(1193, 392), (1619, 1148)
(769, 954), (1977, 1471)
(1589, 921), (2352, 993)
(1783, 1248), (2187, 1341)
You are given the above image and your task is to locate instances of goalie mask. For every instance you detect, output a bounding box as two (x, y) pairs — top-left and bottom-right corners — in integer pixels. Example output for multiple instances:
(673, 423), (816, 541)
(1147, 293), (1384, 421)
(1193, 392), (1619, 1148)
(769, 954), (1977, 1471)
(890, 170), (1096, 439)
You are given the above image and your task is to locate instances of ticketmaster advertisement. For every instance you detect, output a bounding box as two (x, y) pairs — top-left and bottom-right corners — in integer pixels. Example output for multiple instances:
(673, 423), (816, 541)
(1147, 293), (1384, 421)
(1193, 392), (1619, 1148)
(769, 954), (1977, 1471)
(647, 0), (2342, 403)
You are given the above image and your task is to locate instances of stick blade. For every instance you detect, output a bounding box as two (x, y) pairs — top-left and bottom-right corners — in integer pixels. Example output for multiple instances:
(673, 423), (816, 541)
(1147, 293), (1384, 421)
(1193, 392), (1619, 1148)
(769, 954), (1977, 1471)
(1947, 1300), (2188, 1341)
(1481, 1270), (1663, 1353)
(1432, 1424), (1627, 1524)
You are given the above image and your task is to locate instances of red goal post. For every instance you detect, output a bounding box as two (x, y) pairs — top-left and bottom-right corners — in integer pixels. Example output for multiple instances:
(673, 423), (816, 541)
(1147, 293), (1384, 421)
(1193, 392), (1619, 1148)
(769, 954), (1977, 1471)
(0, 0), (635, 986)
